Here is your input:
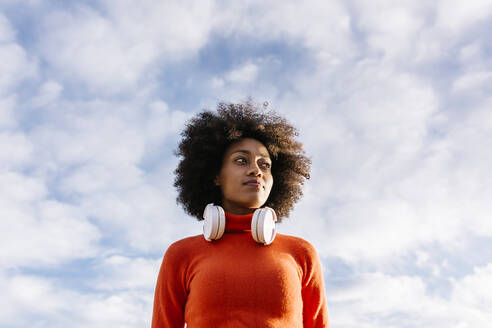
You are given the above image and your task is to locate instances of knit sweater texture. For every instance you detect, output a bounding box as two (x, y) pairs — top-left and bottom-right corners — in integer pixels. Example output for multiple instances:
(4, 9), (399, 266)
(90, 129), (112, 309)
(151, 212), (329, 327)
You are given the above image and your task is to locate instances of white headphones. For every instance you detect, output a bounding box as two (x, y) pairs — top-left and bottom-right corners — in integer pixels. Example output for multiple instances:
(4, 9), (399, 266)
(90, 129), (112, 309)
(202, 203), (278, 245)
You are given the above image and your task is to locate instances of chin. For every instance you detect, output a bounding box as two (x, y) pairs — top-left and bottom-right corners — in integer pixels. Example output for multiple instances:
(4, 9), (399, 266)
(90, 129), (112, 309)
(236, 199), (264, 209)
(247, 199), (268, 209)
(227, 194), (269, 210)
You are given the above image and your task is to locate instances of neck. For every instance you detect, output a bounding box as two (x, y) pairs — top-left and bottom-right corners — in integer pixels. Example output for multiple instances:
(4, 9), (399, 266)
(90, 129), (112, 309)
(220, 202), (257, 215)
(224, 211), (253, 232)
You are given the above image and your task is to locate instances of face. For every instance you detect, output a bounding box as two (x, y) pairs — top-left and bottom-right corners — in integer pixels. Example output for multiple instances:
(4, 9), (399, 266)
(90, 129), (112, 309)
(215, 138), (274, 214)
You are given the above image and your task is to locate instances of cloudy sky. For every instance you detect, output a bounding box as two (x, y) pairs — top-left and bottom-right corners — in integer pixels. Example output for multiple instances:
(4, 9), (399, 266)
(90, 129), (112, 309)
(1, 0), (492, 327)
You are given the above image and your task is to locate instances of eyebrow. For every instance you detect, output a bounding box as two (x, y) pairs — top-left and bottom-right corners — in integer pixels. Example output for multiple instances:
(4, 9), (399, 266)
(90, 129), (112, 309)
(231, 149), (271, 159)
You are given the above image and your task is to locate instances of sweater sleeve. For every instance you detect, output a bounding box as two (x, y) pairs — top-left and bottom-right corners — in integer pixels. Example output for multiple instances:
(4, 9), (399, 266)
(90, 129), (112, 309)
(301, 242), (329, 328)
(151, 243), (188, 328)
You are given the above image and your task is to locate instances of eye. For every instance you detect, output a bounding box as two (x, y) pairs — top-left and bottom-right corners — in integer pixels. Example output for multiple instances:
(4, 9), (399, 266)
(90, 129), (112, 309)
(234, 157), (247, 164)
(260, 161), (272, 169)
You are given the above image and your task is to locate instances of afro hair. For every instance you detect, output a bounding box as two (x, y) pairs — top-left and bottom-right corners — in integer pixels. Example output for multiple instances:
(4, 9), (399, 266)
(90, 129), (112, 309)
(174, 100), (311, 222)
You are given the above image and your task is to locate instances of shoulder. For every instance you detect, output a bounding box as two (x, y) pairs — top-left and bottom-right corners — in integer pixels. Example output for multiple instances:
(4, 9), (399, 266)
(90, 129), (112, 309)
(276, 233), (319, 259)
(276, 234), (319, 266)
(169, 234), (204, 249)
(162, 235), (204, 261)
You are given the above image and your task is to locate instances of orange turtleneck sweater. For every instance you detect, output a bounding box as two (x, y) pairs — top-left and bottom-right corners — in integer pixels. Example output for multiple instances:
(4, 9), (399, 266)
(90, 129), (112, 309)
(151, 212), (329, 327)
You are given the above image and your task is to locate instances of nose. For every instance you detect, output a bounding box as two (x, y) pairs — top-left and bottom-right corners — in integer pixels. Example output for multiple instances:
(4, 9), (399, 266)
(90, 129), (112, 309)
(247, 161), (262, 177)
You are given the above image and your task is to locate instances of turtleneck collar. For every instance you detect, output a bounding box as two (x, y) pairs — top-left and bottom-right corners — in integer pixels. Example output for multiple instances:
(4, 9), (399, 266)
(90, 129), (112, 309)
(225, 211), (253, 232)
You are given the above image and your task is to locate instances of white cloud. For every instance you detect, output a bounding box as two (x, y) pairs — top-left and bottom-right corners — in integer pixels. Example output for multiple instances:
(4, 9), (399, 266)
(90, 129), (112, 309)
(0, 131), (32, 168)
(0, 0), (41, 6)
(18, 94), (198, 252)
(327, 273), (429, 327)
(452, 70), (492, 91)
(210, 77), (225, 89)
(216, 0), (355, 64)
(327, 269), (492, 328)
(0, 11), (15, 42)
(436, 0), (492, 32)
(276, 44), (491, 265)
(0, 272), (68, 325)
(0, 14), (37, 95)
(60, 163), (144, 195)
(78, 180), (199, 251)
(39, 8), (139, 93)
(23, 97), (196, 250)
(341, 68), (437, 150)
(38, 1), (216, 92)
(30, 101), (146, 167)
(0, 171), (46, 203)
(0, 270), (153, 328)
(459, 42), (484, 64)
(0, 172), (100, 268)
(76, 291), (152, 328)
(226, 62), (259, 83)
(328, 273), (428, 314)
(278, 64), (448, 261)
(31, 80), (63, 107)
(208, 62), (260, 94)
(0, 95), (16, 128)
(93, 255), (161, 291)
(353, 0), (429, 59)
(441, 100), (492, 237)
(145, 100), (190, 144)
(452, 263), (492, 312)
(8, 275), (61, 314)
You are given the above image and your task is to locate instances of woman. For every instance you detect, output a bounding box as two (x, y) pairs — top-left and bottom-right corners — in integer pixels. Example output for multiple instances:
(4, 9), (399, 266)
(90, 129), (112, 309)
(152, 101), (329, 327)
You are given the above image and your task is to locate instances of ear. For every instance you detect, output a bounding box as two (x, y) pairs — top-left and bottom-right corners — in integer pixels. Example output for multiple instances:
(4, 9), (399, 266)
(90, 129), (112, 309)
(214, 175), (220, 186)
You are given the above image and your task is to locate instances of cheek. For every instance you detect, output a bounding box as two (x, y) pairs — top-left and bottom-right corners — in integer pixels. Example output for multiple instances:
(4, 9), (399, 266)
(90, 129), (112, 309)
(219, 169), (239, 192)
(265, 176), (274, 193)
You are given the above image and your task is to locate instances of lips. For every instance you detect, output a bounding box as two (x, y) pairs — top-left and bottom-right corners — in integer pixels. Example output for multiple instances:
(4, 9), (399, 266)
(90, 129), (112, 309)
(244, 179), (261, 187)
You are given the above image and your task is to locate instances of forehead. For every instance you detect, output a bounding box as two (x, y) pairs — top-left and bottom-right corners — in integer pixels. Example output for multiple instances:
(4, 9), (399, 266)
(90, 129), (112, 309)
(225, 138), (270, 157)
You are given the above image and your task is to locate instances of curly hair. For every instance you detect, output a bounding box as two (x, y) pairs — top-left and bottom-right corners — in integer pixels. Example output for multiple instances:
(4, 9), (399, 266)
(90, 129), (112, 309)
(173, 100), (311, 222)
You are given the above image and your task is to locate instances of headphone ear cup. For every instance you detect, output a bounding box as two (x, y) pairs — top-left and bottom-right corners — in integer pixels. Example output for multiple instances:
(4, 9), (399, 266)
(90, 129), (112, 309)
(203, 203), (225, 241)
(251, 207), (277, 245)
